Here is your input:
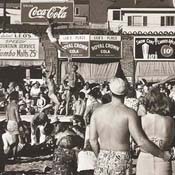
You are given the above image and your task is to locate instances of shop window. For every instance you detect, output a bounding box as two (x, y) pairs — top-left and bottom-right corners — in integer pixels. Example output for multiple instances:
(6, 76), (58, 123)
(75, 7), (80, 16)
(167, 16), (175, 26)
(161, 16), (175, 26)
(143, 16), (147, 26)
(161, 16), (165, 26)
(113, 11), (120, 20)
(30, 68), (42, 79)
(133, 16), (143, 26)
(128, 16), (147, 26)
(0, 16), (10, 26)
(128, 16), (132, 26)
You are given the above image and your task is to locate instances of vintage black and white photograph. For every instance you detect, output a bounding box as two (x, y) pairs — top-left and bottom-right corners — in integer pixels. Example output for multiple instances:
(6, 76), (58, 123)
(0, 0), (175, 174)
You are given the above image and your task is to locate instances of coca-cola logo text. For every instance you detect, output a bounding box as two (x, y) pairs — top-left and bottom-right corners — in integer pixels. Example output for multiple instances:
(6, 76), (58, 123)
(28, 6), (68, 19)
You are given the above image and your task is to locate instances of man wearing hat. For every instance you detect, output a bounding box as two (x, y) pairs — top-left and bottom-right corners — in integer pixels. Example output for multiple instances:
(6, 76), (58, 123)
(89, 77), (171, 175)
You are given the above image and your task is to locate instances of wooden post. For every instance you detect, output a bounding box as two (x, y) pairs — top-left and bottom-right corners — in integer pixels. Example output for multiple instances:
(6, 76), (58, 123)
(3, 0), (6, 32)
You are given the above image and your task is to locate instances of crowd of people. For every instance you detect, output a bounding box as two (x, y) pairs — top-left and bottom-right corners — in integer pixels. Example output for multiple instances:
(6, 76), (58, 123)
(0, 60), (112, 172)
(1, 65), (175, 175)
(1, 22), (175, 175)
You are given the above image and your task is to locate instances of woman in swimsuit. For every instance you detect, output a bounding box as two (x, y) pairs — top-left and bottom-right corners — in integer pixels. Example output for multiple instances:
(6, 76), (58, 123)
(136, 87), (175, 175)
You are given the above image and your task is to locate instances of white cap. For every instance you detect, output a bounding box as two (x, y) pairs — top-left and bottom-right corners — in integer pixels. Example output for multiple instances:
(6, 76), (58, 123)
(109, 77), (126, 95)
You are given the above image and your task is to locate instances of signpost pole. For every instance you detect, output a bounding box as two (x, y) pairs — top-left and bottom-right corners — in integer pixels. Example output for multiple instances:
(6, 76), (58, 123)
(3, 0), (6, 32)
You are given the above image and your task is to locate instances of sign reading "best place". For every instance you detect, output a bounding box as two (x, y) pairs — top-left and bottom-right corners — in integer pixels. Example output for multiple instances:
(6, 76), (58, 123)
(58, 35), (122, 59)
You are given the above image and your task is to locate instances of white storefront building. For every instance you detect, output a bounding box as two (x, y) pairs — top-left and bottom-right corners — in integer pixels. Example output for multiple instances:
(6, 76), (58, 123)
(108, 8), (175, 35)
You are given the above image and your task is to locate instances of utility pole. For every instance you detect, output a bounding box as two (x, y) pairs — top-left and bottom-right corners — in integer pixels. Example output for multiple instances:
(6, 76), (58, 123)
(3, 0), (6, 32)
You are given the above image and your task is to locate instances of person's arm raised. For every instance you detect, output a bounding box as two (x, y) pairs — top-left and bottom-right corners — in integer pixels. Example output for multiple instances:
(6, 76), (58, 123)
(128, 110), (171, 160)
(46, 25), (72, 60)
(46, 25), (57, 43)
(48, 59), (55, 78)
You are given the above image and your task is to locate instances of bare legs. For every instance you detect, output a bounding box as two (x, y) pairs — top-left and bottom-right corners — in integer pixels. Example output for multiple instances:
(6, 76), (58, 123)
(65, 90), (71, 116)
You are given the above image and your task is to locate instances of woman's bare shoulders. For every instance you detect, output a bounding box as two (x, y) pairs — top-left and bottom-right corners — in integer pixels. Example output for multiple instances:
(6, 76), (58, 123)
(142, 113), (174, 141)
(142, 113), (174, 126)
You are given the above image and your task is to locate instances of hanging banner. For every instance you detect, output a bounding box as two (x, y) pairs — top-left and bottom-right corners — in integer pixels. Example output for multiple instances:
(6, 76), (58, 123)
(59, 35), (89, 58)
(0, 33), (39, 59)
(134, 36), (175, 60)
(21, 2), (74, 24)
(90, 35), (121, 58)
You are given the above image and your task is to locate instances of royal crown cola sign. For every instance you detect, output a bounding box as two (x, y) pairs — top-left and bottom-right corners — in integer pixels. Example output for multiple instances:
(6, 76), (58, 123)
(59, 35), (89, 58)
(90, 35), (121, 58)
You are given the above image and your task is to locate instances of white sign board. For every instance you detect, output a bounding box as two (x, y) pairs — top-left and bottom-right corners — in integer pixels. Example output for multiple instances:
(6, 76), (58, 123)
(0, 33), (39, 59)
(90, 35), (121, 41)
(58, 35), (89, 58)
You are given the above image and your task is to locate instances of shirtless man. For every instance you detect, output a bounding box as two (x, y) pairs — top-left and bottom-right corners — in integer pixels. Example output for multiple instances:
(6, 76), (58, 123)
(41, 60), (60, 117)
(63, 64), (85, 115)
(3, 91), (23, 158)
(90, 77), (171, 175)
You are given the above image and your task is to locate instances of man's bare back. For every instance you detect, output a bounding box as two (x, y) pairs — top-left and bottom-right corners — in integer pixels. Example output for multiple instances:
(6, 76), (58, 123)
(6, 101), (20, 122)
(92, 102), (136, 151)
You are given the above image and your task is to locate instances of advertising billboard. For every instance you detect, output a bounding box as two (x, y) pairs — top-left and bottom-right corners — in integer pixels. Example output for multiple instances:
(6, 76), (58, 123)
(134, 36), (175, 60)
(59, 35), (89, 58)
(90, 35), (121, 58)
(0, 33), (39, 59)
(21, 2), (74, 24)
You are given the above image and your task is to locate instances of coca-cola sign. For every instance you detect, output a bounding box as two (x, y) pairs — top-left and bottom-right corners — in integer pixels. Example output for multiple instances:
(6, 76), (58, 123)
(21, 2), (74, 23)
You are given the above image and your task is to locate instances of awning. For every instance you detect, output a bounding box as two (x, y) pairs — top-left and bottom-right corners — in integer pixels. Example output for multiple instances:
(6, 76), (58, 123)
(135, 61), (175, 82)
(0, 59), (44, 67)
(61, 61), (120, 83)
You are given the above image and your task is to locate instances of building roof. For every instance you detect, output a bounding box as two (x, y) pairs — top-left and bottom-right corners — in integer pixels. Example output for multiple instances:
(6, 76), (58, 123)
(134, 0), (174, 8)
(108, 0), (135, 9)
(108, 0), (174, 8)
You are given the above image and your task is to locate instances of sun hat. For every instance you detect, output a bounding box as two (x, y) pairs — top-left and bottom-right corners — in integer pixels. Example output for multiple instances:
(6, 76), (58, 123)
(109, 77), (126, 95)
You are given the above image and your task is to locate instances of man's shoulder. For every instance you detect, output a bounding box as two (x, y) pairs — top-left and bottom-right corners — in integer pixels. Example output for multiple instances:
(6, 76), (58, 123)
(123, 105), (137, 118)
(115, 103), (137, 119)
(92, 103), (109, 115)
